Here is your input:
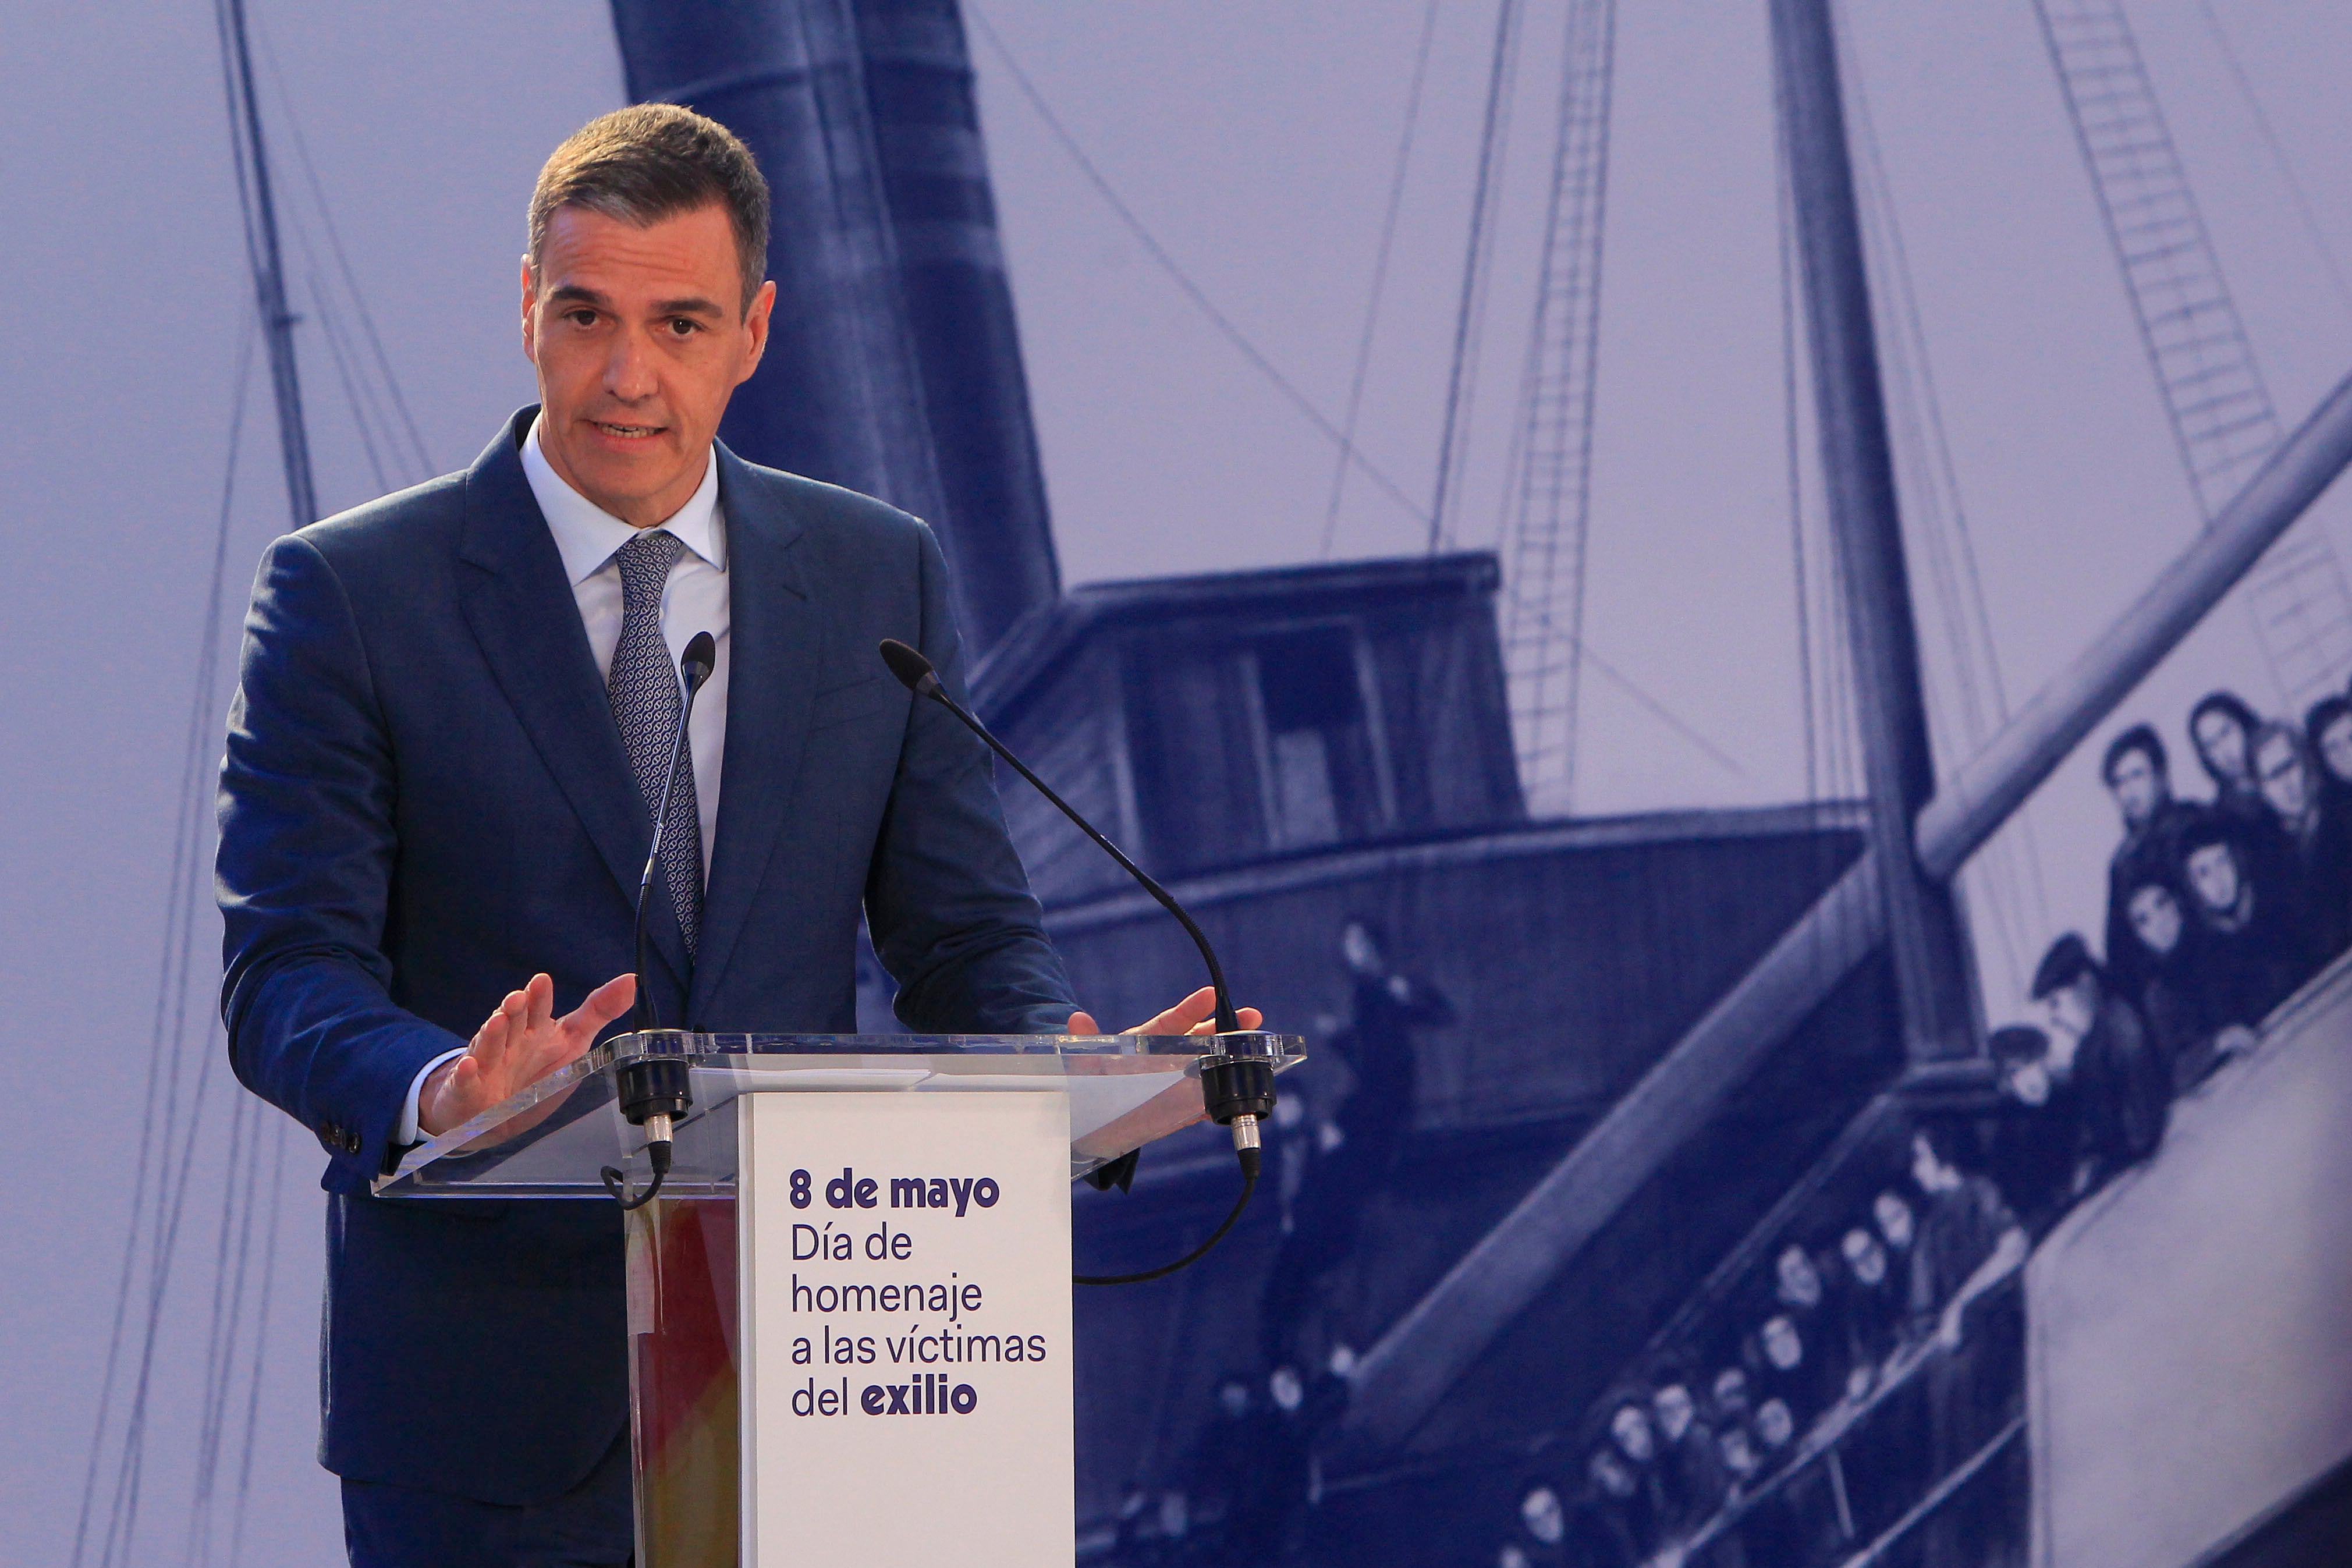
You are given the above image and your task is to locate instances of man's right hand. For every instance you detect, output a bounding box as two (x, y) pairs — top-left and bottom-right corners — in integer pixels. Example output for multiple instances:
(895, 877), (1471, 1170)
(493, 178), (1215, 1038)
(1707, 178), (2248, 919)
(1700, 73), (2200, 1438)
(418, 971), (637, 1138)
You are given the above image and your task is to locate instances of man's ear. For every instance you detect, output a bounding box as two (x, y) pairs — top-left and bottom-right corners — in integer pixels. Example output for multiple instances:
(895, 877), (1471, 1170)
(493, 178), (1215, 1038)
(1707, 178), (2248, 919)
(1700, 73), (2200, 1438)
(520, 256), (539, 361)
(736, 278), (778, 384)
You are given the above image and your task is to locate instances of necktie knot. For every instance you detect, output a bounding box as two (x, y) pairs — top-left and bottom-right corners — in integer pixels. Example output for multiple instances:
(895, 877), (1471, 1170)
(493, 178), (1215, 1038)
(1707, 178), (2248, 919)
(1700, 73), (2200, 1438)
(613, 529), (687, 608)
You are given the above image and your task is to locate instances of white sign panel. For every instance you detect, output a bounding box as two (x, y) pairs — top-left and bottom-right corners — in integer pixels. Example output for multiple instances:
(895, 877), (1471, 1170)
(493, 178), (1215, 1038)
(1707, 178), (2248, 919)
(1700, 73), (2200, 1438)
(738, 1088), (1075, 1566)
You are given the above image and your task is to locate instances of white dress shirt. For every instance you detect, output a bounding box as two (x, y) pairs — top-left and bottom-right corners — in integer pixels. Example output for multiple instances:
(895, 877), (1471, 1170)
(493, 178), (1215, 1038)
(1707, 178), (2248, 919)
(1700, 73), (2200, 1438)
(398, 416), (733, 1144)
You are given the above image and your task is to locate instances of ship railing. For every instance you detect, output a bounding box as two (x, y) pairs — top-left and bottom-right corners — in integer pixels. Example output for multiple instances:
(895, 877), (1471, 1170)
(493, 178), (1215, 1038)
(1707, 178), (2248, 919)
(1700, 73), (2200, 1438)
(1677, 1270), (2025, 1567)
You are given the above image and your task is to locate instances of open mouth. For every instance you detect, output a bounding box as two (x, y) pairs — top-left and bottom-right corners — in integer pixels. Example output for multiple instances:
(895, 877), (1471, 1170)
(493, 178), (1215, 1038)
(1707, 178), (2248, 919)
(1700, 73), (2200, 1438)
(592, 420), (664, 441)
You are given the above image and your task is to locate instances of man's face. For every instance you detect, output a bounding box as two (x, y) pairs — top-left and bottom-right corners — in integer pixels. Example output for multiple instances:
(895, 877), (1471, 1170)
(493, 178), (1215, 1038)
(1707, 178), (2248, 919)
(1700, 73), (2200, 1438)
(1911, 1133), (1956, 1194)
(1269, 1366), (1303, 1413)
(2108, 748), (2164, 826)
(2128, 884), (2184, 957)
(1609, 1404), (1655, 1463)
(522, 202), (775, 528)
(1757, 1399), (1794, 1449)
(1653, 1384), (1695, 1443)
(1842, 1226), (1887, 1287)
(1775, 1245), (1822, 1308)
(1712, 1367), (1748, 1413)
(1761, 1315), (1802, 1371)
(1520, 1486), (1564, 1545)
(1589, 1449), (1636, 1499)
(1718, 1428), (1758, 1478)
(2195, 710), (2250, 783)
(2322, 715), (2352, 786)
(2186, 842), (2241, 914)
(2039, 977), (2097, 1044)
(2003, 1058), (2052, 1107)
(1341, 922), (1381, 975)
(2257, 733), (2310, 821)
(1874, 1191), (1914, 1251)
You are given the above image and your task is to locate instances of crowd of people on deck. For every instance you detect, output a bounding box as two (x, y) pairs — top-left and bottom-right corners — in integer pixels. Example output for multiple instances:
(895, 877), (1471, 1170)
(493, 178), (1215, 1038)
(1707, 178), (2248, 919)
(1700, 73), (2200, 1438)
(1092, 687), (2342, 1568)
(2051, 689), (2352, 1132)
(1493, 1119), (2028, 1568)
(1488, 682), (2350, 1568)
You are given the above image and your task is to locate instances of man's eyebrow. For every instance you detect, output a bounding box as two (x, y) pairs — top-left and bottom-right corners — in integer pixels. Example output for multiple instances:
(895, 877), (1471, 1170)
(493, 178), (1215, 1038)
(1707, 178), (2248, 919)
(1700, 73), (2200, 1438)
(544, 285), (726, 318)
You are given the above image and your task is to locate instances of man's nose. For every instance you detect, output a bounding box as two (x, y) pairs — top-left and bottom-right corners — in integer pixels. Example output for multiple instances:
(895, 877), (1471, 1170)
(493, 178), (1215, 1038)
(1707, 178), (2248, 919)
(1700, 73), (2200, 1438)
(604, 328), (658, 401)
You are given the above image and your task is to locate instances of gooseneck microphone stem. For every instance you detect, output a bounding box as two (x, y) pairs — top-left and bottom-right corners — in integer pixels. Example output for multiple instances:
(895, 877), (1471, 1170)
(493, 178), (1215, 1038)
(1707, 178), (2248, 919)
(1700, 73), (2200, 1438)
(877, 638), (1238, 1033)
(630, 712), (695, 1037)
(877, 638), (1277, 1286)
(605, 630), (716, 1212)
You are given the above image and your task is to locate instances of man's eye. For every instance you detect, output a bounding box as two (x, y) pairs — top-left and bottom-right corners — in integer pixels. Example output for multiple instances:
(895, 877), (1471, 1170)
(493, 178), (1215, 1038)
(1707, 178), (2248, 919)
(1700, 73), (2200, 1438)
(565, 310), (598, 327)
(668, 318), (700, 336)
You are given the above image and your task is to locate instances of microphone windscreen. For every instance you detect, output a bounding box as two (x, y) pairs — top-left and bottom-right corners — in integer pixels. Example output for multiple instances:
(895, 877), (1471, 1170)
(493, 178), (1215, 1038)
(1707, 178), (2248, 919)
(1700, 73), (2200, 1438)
(878, 638), (935, 693)
(680, 631), (718, 692)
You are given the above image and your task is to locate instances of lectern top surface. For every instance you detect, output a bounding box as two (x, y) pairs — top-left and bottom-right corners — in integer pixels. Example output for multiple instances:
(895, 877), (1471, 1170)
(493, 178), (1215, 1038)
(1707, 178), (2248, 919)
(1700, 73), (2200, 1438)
(374, 1030), (1304, 1197)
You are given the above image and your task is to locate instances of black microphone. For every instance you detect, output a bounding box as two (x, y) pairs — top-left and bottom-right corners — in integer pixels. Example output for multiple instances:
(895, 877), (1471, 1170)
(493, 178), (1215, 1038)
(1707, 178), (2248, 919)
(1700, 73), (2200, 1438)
(604, 629), (717, 1211)
(876, 638), (1278, 1204)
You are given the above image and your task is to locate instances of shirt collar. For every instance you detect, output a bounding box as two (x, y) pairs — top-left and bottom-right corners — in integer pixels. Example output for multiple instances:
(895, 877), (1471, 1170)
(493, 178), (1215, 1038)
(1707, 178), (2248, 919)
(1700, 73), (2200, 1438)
(522, 412), (725, 585)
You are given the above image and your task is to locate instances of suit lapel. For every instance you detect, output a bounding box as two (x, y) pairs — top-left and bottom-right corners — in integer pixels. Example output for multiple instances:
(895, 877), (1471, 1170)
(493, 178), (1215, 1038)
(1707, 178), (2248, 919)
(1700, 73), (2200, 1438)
(453, 411), (693, 994)
(690, 444), (817, 1016)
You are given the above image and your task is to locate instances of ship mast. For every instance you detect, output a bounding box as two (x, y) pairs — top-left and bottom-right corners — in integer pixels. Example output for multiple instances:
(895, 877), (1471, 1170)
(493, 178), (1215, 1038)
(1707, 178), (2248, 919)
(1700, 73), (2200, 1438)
(218, 0), (320, 531)
(1768, 0), (1979, 1060)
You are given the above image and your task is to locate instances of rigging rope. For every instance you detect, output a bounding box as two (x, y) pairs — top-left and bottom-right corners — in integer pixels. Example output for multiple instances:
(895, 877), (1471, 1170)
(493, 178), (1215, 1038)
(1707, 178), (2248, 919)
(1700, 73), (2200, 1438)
(2034, 0), (2352, 712)
(1836, 0), (2053, 995)
(964, 1), (1431, 531)
(1495, 0), (1618, 811)
(1319, 0), (1444, 557)
(72, 310), (258, 1568)
(2194, 0), (2352, 323)
(79, 1), (413, 1554)
(1427, 0), (1525, 552)
(258, 24), (435, 487)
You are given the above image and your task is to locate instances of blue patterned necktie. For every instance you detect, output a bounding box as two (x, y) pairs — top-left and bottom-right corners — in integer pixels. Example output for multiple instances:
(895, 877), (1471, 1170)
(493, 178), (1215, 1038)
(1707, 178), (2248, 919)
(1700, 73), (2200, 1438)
(608, 529), (703, 958)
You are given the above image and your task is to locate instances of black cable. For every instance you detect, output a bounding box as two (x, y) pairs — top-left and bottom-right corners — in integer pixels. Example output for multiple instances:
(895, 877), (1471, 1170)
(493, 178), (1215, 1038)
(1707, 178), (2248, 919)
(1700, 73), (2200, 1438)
(601, 1141), (674, 1212)
(1076, 1148), (1259, 1286)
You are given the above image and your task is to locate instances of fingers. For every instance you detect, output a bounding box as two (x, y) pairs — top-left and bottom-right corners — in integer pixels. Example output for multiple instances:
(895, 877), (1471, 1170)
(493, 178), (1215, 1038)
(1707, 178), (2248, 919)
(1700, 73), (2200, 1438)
(586, 971), (637, 1019)
(1126, 989), (1269, 1036)
(1067, 1010), (1100, 1036)
(1180, 1002), (1264, 1035)
(561, 973), (638, 1046)
(523, 972), (556, 1035)
(471, 996), (517, 1064)
(1133, 985), (1218, 1035)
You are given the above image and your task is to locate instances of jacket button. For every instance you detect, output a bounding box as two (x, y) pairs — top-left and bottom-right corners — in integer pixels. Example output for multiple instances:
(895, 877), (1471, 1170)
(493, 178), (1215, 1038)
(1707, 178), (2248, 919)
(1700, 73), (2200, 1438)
(343, 1128), (364, 1155)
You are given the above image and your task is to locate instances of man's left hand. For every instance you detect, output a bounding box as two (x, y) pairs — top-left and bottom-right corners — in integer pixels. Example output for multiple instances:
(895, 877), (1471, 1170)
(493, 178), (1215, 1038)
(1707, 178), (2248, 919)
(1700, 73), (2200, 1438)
(1068, 984), (1263, 1037)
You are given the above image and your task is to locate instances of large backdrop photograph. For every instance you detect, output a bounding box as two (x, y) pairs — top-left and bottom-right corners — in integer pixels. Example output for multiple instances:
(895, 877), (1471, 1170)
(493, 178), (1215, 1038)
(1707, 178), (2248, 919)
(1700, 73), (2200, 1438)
(5, 1), (2351, 1565)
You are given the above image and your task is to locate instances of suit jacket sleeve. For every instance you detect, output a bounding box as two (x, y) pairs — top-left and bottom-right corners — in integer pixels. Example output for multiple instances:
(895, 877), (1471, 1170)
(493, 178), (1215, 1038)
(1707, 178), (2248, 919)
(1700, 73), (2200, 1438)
(217, 534), (468, 1188)
(864, 523), (1077, 1034)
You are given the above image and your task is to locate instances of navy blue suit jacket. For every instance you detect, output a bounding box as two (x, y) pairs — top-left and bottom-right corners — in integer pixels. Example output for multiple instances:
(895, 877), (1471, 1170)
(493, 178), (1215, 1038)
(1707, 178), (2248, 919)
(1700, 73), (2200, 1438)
(217, 411), (1074, 1503)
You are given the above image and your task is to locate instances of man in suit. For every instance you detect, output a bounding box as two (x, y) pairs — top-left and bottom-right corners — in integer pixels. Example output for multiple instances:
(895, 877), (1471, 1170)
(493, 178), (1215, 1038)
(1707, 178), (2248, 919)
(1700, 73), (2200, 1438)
(217, 105), (1250, 1566)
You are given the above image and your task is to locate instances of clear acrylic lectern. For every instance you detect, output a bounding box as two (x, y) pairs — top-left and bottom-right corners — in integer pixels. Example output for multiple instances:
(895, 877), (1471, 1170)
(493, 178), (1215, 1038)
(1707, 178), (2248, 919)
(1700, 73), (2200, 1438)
(377, 1028), (1302, 1567)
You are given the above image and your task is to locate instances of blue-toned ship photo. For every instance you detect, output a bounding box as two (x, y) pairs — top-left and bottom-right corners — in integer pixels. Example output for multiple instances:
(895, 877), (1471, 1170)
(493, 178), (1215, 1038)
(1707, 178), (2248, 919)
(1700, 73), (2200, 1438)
(27, 2), (2352, 1565)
